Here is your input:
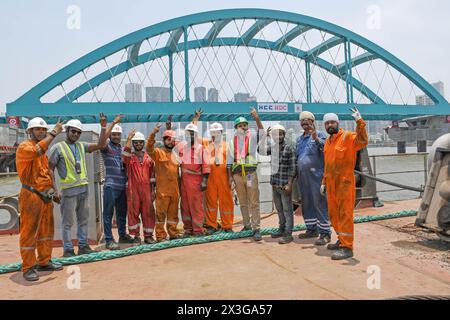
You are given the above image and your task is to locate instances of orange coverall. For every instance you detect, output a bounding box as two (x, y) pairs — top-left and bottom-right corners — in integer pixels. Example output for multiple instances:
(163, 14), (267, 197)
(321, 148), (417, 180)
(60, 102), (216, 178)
(203, 139), (234, 230)
(322, 119), (368, 250)
(146, 135), (180, 241)
(16, 139), (55, 272)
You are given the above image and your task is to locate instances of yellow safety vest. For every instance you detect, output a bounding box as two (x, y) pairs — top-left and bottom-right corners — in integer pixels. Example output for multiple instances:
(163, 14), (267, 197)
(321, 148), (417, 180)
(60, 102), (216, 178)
(58, 141), (89, 190)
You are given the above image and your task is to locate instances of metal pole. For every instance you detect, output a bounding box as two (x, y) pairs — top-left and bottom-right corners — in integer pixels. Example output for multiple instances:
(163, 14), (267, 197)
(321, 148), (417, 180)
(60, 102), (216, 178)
(423, 153), (428, 185)
(169, 52), (174, 102)
(305, 60), (312, 103)
(183, 26), (190, 102)
(344, 39), (354, 104)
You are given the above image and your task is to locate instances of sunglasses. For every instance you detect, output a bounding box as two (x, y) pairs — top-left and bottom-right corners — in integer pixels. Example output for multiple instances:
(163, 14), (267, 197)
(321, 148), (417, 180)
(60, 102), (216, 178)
(70, 129), (82, 135)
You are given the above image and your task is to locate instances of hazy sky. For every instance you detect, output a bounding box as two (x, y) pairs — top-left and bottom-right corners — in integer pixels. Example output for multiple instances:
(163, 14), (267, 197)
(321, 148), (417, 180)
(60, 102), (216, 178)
(1, 0), (449, 113)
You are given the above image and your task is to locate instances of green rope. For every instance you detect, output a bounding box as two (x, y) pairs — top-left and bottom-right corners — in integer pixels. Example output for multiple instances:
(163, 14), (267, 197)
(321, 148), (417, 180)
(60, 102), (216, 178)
(0, 210), (417, 275)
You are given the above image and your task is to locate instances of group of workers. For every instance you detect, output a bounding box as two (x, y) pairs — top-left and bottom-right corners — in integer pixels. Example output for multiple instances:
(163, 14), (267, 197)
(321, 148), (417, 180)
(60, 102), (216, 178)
(16, 106), (368, 281)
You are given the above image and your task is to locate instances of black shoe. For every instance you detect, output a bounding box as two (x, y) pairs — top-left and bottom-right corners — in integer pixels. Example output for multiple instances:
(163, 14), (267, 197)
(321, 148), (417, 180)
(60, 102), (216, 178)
(252, 230), (262, 242)
(192, 233), (204, 238)
(205, 227), (218, 235)
(62, 249), (76, 258)
(298, 230), (319, 239)
(331, 248), (354, 260)
(132, 236), (142, 245)
(222, 229), (234, 233)
(241, 226), (252, 232)
(106, 240), (120, 250)
(23, 268), (39, 282)
(119, 234), (135, 244)
(327, 240), (341, 250)
(315, 234), (332, 246)
(144, 236), (156, 244)
(77, 245), (95, 255)
(35, 260), (63, 272)
(271, 229), (285, 239)
(278, 235), (293, 244)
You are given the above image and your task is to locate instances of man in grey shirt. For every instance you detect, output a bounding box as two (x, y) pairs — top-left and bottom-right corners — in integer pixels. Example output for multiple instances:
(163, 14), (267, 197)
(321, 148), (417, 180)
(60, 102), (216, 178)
(49, 113), (116, 257)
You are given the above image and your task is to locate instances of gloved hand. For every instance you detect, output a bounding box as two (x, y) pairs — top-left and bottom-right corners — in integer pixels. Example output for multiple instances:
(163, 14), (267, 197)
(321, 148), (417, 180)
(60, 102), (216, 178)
(320, 185), (326, 196)
(350, 106), (362, 121)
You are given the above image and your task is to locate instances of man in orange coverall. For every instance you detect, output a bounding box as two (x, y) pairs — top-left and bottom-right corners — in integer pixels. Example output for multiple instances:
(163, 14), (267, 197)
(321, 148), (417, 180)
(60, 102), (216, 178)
(177, 123), (210, 237)
(203, 122), (234, 234)
(16, 117), (65, 281)
(146, 124), (181, 242)
(320, 106), (368, 260)
(123, 129), (156, 245)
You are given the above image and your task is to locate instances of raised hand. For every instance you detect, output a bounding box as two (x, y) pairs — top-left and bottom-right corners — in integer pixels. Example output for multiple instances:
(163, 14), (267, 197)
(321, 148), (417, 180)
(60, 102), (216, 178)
(311, 122), (318, 141)
(99, 112), (107, 127)
(250, 107), (259, 119)
(350, 106), (362, 122)
(153, 123), (162, 134)
(127, 129), (136, 140)
(166, 115), (173, 130)
(194, 108), (204, 119)
(113, 114), (124, 124)
(266, 126), (272, 137)
(53, 118), (65, 135)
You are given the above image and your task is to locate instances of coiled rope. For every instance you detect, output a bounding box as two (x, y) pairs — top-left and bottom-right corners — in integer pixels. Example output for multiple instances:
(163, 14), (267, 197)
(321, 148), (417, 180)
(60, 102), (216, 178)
(0, 210), (417, 275)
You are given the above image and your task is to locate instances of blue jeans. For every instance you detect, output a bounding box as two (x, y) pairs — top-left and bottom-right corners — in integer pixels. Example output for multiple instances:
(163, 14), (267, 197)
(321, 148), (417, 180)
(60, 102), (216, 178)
(60, 191), (89, 251)
(272, 186), (294, 234)
(103, 186), (127, 242)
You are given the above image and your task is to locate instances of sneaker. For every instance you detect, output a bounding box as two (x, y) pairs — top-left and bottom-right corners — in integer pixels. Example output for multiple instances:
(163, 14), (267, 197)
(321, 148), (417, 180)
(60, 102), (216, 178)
(331, 248), (354, 260)
(144, 236), (156, 244)
(105, 240), (120, 250)
(278, 234), (293, 244)
(23, 268), (39, 282)
(298, 230), (319, 239)
(240, 226), (252, 232)
(35, 260), (63, 272)
(252, 229), (262, 242)
(119, 234), (135, 244)
(327, 240), (341, 250)
(132, 236), (142, 245)
(271, 229), (285, 239)
(315, 234), (331, 246)
(62, 249), (76, 258)
(77, 245), (95, 255)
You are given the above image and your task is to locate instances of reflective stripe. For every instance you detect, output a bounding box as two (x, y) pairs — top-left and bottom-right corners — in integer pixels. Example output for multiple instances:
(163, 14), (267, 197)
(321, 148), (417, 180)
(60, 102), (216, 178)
(182, 168), (202, 175)
(338, 232), (353, 237)
(58, 142), (88, 190)
(128, 223), (141, 230)
(155, 221), (165, 225)
(182, 216), (192, 221)
(20, 246), (35, 250)
(304, 218), (318, 222)
(209, 208), (217, 212)
(221, 212), (233, 215)
(37, 237), (53, 241)
(143, 228), (154, 233)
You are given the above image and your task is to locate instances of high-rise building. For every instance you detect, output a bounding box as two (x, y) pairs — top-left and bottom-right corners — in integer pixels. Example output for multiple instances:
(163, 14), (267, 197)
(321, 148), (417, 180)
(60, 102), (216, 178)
(145, 86), (170, 102)
(234, 92), (250, 102)
(194, 87), (207, 102)
(125, 83), (142, 102)
(208, 88), (219, 102)
(416, 81), (445, 105)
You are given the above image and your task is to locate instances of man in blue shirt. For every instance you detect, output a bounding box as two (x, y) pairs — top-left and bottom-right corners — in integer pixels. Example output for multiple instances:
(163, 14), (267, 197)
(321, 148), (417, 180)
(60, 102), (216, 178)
(296, 111), (331, 245)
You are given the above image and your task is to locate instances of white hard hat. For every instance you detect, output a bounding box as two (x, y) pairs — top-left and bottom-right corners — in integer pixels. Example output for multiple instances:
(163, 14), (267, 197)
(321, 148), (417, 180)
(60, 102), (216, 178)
(27, 117), (48, 131)
(112, 124), (123, 134)
(209, 122), (223, 132)
(131, 131), (145, 141)
(185, 123), (199, 133)
(323, 113), (340, 124)
(271, 124), (286, 133)
(65, 119), (83, 131)
(300, 111), (315, 121)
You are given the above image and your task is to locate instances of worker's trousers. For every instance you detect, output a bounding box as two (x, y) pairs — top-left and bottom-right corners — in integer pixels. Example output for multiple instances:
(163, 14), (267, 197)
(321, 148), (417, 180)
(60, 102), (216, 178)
(155, 192), (179, 241)
(103, 186), (127, 242)
(233, 171), (260, 231)
(127, 184), (155, 238)
(181, 173), (205, 235)
(272, 186), (294, 235)
(60, 191), (89, 251)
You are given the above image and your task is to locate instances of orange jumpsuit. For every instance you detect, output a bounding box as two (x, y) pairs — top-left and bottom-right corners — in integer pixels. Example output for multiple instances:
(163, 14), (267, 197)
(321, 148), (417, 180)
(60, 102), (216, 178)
(146, 135), (180, 241)
(178, 141), (211, 235)
(16, 139), (55, 272)
(322, 119), (368, 250)
(203, 139), (234, 230)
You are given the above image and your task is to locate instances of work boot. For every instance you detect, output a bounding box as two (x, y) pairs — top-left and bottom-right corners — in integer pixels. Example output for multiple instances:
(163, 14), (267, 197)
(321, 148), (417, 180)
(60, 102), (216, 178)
(77, 245), (95, 255)
(240, 226), (252, 232)
(169, 234), (184, 240)
(315, 234), (332, 246)
(158, 238), (169, 243)
(23, 268), (39, 282)
(35, 260), (63, 272)
(105, 240), (120, 250)
(222, 228), (234, 233)
(131, 236), (142, 245)
(327, 240), (341, 250)
(271, 229), (285, 238)
(205, 227), (218, 235)
(331, 248), (354, 260)
(298, 230), (319, 239)
(119, 234), (135, 244)
(62, 249), (76, 258)
(278, 234), (293, 244)
(144, 236), (156, 244)
(252, 229), (262, 242)
(192, 233), (204, 238)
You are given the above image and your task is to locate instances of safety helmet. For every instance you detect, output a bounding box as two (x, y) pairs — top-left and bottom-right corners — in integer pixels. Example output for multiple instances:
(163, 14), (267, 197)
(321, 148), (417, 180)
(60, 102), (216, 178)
(209, 122), (223, 132)
(131, 131), (145, 141)
(27, 117), (48, 131)
(271, 124), (286, 133)
(65, 119), (83, 132)
(234, 116), (248, 128)
(111, 124), (123, 134)
(299, 111), (315, 121)
(323, 113), (340, 124)
(162, 130), (177, 139)
(185, 123), (199, 133)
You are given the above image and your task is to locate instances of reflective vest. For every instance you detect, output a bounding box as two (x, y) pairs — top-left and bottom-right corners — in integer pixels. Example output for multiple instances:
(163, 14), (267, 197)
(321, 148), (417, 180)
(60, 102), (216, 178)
(58, 141), (89, 190)
(232, 132), (258, 175)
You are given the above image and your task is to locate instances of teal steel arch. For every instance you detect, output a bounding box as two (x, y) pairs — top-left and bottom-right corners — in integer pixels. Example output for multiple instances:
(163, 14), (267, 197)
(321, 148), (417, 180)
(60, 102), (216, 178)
(7, 8), (449, 123)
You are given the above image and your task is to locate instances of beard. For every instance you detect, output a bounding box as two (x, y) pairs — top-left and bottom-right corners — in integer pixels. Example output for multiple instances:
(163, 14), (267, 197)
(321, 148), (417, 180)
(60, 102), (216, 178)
(326, 126), (339, 135)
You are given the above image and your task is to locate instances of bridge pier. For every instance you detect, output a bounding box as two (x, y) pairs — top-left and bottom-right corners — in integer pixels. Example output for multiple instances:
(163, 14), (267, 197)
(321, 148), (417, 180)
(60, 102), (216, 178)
(397, 141), (406, 154)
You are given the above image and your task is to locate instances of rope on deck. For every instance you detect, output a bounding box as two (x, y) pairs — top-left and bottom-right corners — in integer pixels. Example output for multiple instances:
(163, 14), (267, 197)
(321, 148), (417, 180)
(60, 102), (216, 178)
(0, 210), (418, 275)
